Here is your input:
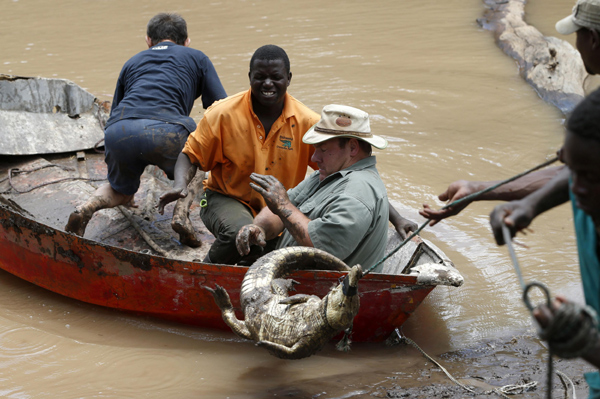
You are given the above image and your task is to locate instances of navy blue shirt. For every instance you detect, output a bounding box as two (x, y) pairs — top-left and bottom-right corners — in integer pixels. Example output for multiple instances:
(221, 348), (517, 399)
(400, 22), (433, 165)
(105, 41), (227, 132)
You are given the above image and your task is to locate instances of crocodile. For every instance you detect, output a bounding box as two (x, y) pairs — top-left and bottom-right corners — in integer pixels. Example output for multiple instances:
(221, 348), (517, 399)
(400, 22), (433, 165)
(207, 246), (362, 359)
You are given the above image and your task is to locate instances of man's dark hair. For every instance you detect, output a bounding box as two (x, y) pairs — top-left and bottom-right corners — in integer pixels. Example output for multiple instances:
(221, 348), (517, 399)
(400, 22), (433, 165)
(338, 137), (373, 156)
(249, 45), (290, 74)
(567, 87), (600, 141)
(147, 13), (188, 46)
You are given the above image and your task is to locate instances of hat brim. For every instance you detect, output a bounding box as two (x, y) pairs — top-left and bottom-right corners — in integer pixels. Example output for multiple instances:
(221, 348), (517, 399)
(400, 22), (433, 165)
(302, 124), (388, 150)
(556, 14), (581, 35)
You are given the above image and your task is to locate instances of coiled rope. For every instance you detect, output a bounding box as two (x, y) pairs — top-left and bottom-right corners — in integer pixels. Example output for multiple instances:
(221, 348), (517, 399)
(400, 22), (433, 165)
(503, 223), (600, 399)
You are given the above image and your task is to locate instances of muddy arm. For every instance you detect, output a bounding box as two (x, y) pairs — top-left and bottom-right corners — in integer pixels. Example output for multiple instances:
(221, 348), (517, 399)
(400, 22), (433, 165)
(171, 169), (206, 247)
(157, 153), (197, 214)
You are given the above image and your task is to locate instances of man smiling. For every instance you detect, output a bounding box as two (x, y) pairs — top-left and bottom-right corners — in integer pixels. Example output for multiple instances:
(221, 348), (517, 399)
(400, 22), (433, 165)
(158, 45), (319, 264)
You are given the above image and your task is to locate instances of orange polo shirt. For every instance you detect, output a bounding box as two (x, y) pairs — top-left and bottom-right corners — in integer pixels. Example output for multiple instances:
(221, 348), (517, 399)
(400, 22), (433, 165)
(182, 89), (319, 215)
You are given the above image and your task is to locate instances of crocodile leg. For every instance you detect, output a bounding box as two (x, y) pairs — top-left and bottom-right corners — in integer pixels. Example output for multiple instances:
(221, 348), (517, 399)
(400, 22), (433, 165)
(256, 336), (315, 359)
(279, 294), (317, 305)
(205, 285), (252, 340)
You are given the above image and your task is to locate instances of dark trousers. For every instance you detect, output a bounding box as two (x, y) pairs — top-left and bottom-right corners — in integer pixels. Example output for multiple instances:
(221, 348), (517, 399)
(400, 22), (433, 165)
(200, 189), (277, 265)
(104, 119), (189, 195)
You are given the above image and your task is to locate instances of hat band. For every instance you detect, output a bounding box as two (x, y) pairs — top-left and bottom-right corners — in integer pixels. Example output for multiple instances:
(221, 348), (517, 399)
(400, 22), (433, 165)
(314, 126), (373, 138)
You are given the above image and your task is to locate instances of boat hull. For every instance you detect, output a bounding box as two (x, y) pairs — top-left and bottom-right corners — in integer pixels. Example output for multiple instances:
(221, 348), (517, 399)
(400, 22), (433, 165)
(0, 205), (437, 342)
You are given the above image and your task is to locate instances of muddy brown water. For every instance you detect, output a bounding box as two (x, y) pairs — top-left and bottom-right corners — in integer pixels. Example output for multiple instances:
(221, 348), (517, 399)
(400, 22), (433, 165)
(1, 0), (599, 397)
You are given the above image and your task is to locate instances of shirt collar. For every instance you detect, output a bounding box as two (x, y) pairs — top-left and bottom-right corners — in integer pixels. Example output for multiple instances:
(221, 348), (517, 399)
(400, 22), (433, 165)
(319, 156), (377, 185)
(244, 89), (295, 121)
(150, 41), (177, 49)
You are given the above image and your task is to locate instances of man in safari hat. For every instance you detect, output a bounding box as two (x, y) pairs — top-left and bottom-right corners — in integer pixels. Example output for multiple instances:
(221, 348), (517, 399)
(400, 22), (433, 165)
(236, 104), (394, 271)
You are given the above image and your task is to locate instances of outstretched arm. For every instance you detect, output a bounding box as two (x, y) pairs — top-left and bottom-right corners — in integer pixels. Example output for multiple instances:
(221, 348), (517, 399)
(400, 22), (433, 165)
(204, 285), (252, 340)
(489, 166), (570, 245)
(420, 166), (565, 226)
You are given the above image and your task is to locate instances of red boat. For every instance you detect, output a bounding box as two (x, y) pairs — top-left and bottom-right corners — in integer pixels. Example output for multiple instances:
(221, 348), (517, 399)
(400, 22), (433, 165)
(0, 76), (463, 343)
(0, 198), (462, 342)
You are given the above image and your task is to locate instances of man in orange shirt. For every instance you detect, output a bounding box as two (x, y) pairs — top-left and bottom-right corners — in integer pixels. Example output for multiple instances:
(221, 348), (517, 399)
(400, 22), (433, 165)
(158, 45), (320, 264)
(159, 45), (418, 265)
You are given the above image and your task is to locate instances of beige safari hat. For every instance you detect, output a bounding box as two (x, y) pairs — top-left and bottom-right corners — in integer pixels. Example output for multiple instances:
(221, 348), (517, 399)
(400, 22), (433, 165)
(556, 0), (600, 35)
(302, 104), (388, 150)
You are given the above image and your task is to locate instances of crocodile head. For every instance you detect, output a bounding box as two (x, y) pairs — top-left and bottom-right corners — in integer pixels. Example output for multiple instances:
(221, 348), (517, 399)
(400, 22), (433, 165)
(324, 264), (362, 331)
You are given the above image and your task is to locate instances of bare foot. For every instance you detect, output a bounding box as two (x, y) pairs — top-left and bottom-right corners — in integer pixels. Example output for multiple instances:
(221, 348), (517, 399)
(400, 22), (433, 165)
(171, 216), (202, 248)
(126, 197), (138, 208)
(65, 210), (91, 236)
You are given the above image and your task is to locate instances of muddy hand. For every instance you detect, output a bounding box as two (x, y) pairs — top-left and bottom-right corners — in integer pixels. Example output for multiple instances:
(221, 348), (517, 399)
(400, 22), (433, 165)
(489, 199), (535, 245)
(236, 224), (267, 256)
(395, 217), (418, 240)
(157, 187), (188, 215)
(249, 173), (290, 214)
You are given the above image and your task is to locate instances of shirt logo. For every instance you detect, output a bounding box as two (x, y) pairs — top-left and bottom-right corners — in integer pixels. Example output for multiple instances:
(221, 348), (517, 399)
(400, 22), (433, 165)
(277, 136), (293, 151)
(152, 46), (168, 50)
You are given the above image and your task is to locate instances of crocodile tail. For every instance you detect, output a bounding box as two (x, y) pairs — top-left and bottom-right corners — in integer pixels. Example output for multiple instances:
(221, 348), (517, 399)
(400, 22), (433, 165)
(240, 247), (350, 304)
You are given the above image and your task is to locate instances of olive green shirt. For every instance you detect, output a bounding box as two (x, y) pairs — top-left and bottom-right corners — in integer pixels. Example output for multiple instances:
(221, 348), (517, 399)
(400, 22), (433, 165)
(277, 156), (389, 270)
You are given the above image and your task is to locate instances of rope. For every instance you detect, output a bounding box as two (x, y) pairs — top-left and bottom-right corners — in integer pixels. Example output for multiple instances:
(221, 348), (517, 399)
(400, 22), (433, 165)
(373, 157), (574, 398)
(502, 224), (589, 399)
(1, 164), (106, 195)
(395, 328), (537, 398)
(556, 370), (577, 399)
(364, 155), (559, 276)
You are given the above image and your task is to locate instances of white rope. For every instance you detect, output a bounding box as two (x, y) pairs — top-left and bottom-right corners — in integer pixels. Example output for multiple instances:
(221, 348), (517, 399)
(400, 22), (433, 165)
(556, 370), (577, 399)
(395, 329), (538, 398)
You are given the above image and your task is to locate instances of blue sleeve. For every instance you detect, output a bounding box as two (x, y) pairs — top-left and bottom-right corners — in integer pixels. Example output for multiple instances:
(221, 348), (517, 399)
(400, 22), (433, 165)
(110, 66), (127, 113)
(199, 57), (227, 109)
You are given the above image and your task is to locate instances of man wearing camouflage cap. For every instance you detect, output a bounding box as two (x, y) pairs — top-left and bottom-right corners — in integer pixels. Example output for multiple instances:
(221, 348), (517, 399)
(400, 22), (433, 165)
(556, 0), (600, 75)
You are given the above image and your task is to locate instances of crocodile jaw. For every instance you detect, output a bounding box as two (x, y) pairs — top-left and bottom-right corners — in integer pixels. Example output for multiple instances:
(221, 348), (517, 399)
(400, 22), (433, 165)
(325, 265), (362, 331)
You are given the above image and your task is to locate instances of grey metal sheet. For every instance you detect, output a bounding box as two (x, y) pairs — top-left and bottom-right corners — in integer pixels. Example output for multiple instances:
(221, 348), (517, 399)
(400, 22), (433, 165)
(0, 74), (109, 155)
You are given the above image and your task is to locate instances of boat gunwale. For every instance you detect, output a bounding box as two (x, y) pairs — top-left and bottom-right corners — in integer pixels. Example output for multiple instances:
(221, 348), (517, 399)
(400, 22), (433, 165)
(0, 203), (434, 286)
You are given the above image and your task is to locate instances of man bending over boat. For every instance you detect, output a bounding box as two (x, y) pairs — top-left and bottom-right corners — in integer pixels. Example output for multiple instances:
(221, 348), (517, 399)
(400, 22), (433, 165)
(158, 46), (417, 265)
(236, 104), (391, 271)
(65, 13), (227, 237)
